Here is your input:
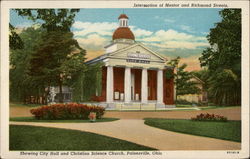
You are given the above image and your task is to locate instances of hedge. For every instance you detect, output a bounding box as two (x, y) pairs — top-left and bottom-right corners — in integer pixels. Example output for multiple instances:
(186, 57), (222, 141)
(191, 113), (228, 122)
(30, 103), (105, 120)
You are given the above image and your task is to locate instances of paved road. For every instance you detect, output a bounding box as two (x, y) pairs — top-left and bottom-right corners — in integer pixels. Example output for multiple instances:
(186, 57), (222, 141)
(10, 106), (241, 120)
(10, 119), (241, 150)
(104, 107), (241, 120)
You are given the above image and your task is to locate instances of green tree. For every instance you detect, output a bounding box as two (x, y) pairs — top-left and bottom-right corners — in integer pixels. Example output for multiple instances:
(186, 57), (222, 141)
(10, 27), (45, 103)
(28, 31), (86, 103)
(9, 24), (23, 50)
(167, 57), (200, 101)
(14, 9), (80, 32)
(13, 9), (86, 103)
(199, 9), (241, 105)
(192, 69), (209, 93)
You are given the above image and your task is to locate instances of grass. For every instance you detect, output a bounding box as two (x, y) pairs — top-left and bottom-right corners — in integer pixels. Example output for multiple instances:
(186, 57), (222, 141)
(175, 105), (195, 107)
(10, 117), (119, 123)
(10, 102), (43, 107)
(144, 118), (241, 142)
(199, 106), (241, 110)
(10, 125), (156, 150)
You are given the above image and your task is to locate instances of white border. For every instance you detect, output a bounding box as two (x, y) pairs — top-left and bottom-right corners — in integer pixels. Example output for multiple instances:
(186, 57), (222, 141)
(1, 1), (249, 159)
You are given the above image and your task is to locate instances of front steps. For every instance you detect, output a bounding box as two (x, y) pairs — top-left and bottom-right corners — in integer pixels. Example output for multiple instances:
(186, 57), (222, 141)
(81, 101), (176, 111)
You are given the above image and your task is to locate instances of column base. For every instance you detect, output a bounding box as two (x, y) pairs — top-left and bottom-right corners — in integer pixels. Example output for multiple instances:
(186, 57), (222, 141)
(124, 102), (132, 106)
(141, 100), (148, 105)
(156, 103), (165, 108)
(106, 103), (115, 110)
(165, 105), (176, 108)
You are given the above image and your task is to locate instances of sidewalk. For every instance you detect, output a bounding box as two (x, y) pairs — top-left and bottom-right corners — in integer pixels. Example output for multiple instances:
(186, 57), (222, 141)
(10, 119), (241, 150)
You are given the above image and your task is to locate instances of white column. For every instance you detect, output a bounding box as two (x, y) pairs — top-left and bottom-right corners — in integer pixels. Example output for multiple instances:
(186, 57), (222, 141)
(106, 66), (113, 103)
(141, 68), (148, 104)
(157, 69), (164, 104)
(124, 67), (131, 103)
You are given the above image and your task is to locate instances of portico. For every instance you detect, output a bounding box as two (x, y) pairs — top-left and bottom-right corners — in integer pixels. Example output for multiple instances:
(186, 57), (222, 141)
(106, 66), (164, 105)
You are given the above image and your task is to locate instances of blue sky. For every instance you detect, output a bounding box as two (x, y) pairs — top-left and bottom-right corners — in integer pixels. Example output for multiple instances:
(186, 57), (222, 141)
(10, 8), (222, 70)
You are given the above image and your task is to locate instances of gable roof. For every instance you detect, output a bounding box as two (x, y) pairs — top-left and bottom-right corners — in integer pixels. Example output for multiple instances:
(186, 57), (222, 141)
(109, 42), (167, 61)
(191, 75), (205, 84)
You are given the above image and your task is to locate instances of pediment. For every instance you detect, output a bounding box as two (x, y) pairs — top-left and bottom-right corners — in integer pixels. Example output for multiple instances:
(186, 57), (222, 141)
(109, 43), (166, 62)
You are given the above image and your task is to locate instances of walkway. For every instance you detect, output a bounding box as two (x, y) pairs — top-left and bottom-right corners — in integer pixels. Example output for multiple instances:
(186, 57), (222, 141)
(104, 107), (241, 120)
(10, 106), (241, 120)
(10, 119), (241, 150)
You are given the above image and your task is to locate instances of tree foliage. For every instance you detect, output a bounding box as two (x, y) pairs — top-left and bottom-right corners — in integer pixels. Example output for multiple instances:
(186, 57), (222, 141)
(28, 31), (86, 103)
(10, 9), (86, 103)
(14, 9), (80, 32)
(166, 57), (200, 100)
(199, 9), (241, 106)
(9, 24), (24, 50)
(176, 64), (201, 96)
(10, 27), (45, 102)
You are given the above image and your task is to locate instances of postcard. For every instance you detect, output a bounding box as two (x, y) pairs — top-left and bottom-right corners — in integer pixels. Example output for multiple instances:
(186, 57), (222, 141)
(1, 0), (249, 158)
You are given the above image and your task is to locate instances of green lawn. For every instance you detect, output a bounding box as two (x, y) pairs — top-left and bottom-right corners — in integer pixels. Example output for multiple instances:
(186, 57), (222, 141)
(10, 125), (156, 150)
(10, 103), (43, 107)
(144, 118), (241, 142)
(10, 117), (119, 123)
(199, 106), (241, 110)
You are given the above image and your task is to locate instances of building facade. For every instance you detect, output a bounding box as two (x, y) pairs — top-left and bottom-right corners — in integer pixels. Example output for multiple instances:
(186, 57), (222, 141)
(86, 14), (175, 110)
(178, 76), (208, 104)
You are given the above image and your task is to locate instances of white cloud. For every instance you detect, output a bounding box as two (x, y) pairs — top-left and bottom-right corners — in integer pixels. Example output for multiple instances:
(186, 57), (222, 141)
(139, 29), (208, 49)
(76, 34), (108, 51)
(142, 29), (206, 42)
(147, 41), (209, 49)
(73, 21), (208, 54)
(201, 32), (209, 35)
(132, 28), (153, 37)
(180, 25), (195, 33)
(164, 18), (175, 23)
(73, 21), (117, 36)
(154, 16), (160, 19)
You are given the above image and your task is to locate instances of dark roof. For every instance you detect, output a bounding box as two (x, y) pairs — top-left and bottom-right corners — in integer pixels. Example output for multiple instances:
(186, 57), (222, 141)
(112, 27), (135, 40)
(118, 14), (129, 19)
(85, 54), (107, 65)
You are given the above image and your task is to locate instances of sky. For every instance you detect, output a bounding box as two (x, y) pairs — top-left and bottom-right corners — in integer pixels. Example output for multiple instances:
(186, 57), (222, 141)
(10, 8), (222, 71)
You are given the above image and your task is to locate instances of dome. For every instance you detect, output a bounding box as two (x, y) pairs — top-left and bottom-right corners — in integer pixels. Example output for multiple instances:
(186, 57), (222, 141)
(112, 27), (135, 40)
(118, 14), (129, 19)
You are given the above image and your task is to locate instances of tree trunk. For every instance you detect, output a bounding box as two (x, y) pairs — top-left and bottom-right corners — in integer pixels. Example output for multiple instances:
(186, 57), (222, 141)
(44, 85), (50, 105)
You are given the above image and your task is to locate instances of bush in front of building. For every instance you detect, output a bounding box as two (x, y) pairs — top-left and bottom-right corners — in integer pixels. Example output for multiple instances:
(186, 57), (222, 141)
(175, 99), (195, 105)
(191, 113), (228, 122)
(30, 103), (105, 120)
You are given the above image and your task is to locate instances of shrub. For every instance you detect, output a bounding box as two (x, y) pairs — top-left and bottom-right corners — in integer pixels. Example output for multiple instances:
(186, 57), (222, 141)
(91, 95), (104, 102)
(175, 99), (200, 105)
(30, 103), (105, 120)
(191, 113), (228, 122)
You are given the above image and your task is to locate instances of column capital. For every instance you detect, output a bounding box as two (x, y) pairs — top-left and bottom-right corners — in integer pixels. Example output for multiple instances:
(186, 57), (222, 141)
(125, 66), (132, 68)
(106, 65), (114, 67)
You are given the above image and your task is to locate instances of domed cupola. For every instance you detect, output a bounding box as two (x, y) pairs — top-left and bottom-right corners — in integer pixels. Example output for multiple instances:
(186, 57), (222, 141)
(112, 14), (135, 41)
